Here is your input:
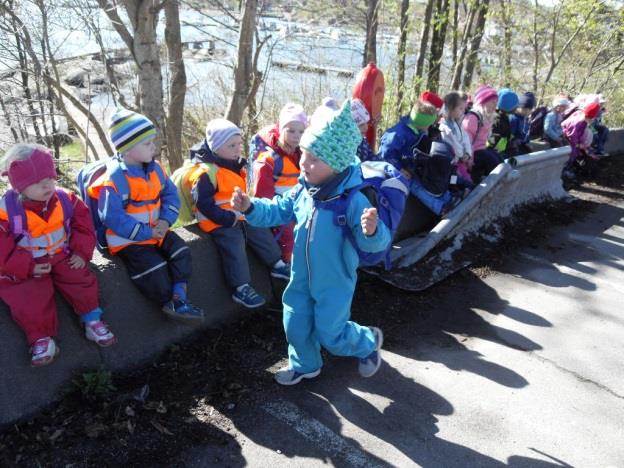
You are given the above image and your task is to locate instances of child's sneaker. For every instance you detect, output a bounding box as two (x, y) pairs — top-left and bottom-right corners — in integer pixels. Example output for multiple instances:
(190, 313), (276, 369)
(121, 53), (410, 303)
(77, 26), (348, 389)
(162, 300), (205, 322)
(270, 261), (291, 281)
(358, 327), (383, 378)
(30, 337), (58, 367)
(85, 321), (118, 347)
(274, 366), (321, 386)
(232, 284), (266, 308)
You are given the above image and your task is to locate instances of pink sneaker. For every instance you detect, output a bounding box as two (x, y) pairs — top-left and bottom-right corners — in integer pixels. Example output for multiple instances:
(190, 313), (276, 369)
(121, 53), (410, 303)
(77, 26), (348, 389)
(85, 321), (117, 347)
(31, 337), (58, 367)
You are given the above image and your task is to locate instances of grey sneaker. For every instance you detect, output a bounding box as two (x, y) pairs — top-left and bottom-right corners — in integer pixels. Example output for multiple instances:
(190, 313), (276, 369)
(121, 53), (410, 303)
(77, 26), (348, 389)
(274, 366), (321, 386)
(358, 327), (383, 378)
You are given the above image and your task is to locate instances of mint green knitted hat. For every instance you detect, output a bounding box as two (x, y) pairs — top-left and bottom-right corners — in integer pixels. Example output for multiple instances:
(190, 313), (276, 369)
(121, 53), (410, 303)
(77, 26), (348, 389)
(300, 100), (361, 173)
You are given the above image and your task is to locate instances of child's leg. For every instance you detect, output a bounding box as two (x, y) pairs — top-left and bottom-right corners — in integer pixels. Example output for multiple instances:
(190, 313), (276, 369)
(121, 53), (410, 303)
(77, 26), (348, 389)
(313, 289), (376, 359)
(244, 224), (283, 267)
(157, 231), (192, 295)
(282, 285), (322, 373)
(50, 254), (100, 320)
(272, 222), (295, 262)
(211, 225), (251, 289)
(118, 244), (173, 305)
(0, 276), (57, 345)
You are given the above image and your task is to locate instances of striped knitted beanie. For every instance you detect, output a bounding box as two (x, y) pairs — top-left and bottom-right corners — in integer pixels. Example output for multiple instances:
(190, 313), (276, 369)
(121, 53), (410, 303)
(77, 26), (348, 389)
(108, 108), (156, 154)
(300, 100), (361, 173)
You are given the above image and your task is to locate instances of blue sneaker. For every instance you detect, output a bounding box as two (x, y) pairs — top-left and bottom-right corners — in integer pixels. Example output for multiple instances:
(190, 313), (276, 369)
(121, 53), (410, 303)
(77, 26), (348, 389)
(358, 327), (383, 378)
(232, 284), (266, 309)
(270, 262), (291, 281)
(162, 299), (204, 322)
(274, 366), (321, 386)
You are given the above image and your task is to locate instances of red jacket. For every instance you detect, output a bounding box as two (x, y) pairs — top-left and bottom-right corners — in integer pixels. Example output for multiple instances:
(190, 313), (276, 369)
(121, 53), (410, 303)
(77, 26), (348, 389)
(0, 191), (96, 280)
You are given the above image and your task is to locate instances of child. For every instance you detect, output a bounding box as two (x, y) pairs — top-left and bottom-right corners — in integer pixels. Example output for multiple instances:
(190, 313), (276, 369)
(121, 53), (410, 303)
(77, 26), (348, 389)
(250, 103), (307, 262)
(0, 144), (116, 366)
(561, 101), (601, 181)
(463, 85), (502, 182)
(509, 91), (536, 155)
(420, 91), (445, 141)
(351, 98), (379, 162)
(543, 96), (570, 148)
(489, 88), (519, 157)
(191, 118), (289, 308)
(231, 101), (388, 385)
(89, 108), (203, 321)
(591, 96), (609, 157)
(440, 91), (474, 184)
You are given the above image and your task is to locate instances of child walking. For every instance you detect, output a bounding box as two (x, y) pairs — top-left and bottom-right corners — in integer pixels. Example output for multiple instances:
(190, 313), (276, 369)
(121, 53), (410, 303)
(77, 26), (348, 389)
(0, 144), (116, 366)
(89, 108), (203, 321)
(232, 101), (389, 385)
(189, 118), (289, 309)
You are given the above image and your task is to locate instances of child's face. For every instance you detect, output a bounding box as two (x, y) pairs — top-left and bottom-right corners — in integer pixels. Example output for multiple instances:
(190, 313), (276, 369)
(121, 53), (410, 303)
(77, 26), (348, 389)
(124, 137), (157, 165)
(554, 105), (565, 114)
(516, 107), (531, 117)
(280, 122), (306, 149)
(449, 101), (467, 120)
(21, 177), (56, 202)
(215, 134), (243, 160)
(483, 100), (497, 114)
(300, 149), (336, 185)
(357, 122), (368, 136)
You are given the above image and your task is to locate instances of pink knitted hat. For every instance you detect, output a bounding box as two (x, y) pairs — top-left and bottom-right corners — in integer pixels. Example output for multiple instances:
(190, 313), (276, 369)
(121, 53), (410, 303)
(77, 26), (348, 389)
(473, 85), (498, 106)
(278, 103), (308, 131)
(350, 98), (370, 126)
(3, 148), (57, 192)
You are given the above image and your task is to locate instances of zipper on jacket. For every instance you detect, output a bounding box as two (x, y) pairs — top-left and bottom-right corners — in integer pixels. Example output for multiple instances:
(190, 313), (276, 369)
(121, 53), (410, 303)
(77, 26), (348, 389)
(304, 207), (318, 290)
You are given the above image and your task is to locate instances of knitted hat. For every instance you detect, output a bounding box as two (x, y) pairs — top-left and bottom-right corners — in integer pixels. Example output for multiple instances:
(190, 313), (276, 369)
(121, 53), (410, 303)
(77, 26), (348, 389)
(518, 92), (536, 109)
(584, 102), (601, 119)
(4, 148), (57, 193)
(300, 100), (361, 173)
(351, 98), (370, 126)
(205, 119), (241, 152)
(473, 85), (498, 106)
(552, 96), (571, 108)
(321, 97), (339, 110)
(409, 106), (437, 129)
(420, 91), (444, 110)
(497, 88), (519, 112)
(278, 103), (308, 132)
(109, 107), (156, 154)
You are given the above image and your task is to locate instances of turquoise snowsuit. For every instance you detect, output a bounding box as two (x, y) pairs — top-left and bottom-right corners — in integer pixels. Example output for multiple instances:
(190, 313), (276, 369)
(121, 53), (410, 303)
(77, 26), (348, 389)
(245, 165), (391, 373)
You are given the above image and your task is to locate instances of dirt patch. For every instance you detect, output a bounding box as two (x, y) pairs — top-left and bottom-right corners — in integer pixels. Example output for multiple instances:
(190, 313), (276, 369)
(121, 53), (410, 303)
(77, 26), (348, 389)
(2, 155), (624, 467)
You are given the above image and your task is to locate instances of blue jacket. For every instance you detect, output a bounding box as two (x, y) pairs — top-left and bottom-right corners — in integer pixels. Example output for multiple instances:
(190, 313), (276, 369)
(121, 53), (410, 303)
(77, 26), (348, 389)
(190, 140), (245, 228)
(543, 111), (563, 141)
(509, 113), (530, 144)
(98, 158), (179, 241)
(245, 165), (391, 298)
(378, 116), (431, 174)
(356, 138), (380, 162)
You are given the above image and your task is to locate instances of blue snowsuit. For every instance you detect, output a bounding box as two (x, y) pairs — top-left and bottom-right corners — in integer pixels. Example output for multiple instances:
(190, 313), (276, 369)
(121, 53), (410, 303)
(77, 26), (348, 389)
(245, 165), (391, 373)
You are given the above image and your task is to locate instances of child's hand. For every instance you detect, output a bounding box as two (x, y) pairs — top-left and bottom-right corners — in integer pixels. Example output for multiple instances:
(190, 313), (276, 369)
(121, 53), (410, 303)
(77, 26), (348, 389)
(33, 263), (52, 276)
(361, 207), (378, 236)
(68, 254), (86, 269)
(152, 219), (169, 239)
(400, 169), (412, 180)
(231, 186), (251, 212)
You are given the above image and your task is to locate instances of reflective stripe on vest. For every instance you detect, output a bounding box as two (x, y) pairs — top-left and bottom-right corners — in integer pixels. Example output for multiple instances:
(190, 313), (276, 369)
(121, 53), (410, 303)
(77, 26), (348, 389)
(194, 165), (246, 233)
(257, 152), (300, 195)
(0, 196), (68, 258)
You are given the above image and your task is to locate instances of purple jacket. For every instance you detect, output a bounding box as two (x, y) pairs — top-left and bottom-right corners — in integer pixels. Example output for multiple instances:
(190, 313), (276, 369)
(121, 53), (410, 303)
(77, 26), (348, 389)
(562, 111), (588, 161)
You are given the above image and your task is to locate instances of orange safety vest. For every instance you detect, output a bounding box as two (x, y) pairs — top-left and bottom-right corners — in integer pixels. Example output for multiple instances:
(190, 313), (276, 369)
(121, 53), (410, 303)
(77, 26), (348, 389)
(255, 151), (300, 195)
(88, 163), (165, 254)
(184, 163), (246, 233)
(0, 193), (69, 258)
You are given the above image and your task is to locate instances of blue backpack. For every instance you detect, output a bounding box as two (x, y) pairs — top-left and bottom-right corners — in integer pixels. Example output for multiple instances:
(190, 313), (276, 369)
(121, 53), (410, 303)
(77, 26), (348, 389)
(76, 157), (167, 252)
(314, 161), (409, 270)
(3, 188), (74, 246)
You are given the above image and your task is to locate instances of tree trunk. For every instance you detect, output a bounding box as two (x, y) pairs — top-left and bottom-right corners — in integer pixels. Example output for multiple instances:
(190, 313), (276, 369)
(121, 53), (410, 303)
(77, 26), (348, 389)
(426, 0), (450, 92)
(501, 0), (513, 85)
(532, 0), (539, 93)
(164, 0), (186, 171)
(451, 0), (459, 68)
(462, 0), (490, 90)
(451, 4), (476, 89)
(0, 93), (20, 142)
(226, 0), (257, 126)
(363, 0), (379, 67)
(415, 0), (435, 92)
(396, 0), (410, 116)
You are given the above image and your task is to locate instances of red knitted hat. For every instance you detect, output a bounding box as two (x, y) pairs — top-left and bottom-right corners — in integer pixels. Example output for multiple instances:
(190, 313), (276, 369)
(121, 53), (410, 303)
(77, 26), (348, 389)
(420, 91), (444, 110)
(584, 102), (600, 119)
(3, 149), (57, 192)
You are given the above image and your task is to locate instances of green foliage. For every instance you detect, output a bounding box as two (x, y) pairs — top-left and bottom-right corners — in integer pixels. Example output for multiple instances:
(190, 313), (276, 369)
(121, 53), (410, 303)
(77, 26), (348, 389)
(72, 368), (116, 401)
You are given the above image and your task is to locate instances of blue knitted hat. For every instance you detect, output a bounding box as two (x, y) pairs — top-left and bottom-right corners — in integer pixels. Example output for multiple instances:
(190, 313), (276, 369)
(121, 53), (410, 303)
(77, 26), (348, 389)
(519, 92), (537, 109)
(109, 107), (156, 154)
(497, 89), (519, 112)
(300, 100), (361, 173)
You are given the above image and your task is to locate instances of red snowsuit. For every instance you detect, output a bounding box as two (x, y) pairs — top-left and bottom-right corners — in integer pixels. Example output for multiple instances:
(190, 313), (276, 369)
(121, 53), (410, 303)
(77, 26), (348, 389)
(251, 125), (301, 261)
(0, 190), (99, 345)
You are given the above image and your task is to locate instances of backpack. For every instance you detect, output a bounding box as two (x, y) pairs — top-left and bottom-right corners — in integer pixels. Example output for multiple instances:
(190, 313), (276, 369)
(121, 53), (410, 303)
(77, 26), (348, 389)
(313, 161), (409, 270)
(247, 132), (286, 193)
(466, 110), (483, 146)
(170, 159), (217, 228)
(3, 188), (74, 247)
(529, 106), (549, 139)
(76, 157), (166, 251)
